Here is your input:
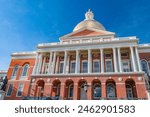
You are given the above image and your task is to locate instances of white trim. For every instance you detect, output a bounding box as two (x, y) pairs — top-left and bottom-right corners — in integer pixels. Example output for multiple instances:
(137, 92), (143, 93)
(59, 61), (64, 74)
(81, 60), (88, 73)
(68, 84), (74, 98)
(70, 60), (76, 73)
(20, 64), (29, 78)
(105, 59), (113, 72)
(93, 83), (101, 98)
(11, 65), (19, 80)
(93, 59), (100, 73)
(122, 59), (130, 72)
(8, 80), (30, 82)
(106, 83), (116, 98)
(16, 83), (24, 97)
(6, 83), (14, 97)
(141, 59), (150, 75)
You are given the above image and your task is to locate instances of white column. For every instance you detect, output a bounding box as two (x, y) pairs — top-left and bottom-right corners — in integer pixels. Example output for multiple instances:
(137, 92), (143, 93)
(113, 48), (118, 72)
(135, 46), (142, 72)
(48, 51), (53, 74)
(130, 46), (137, 72)
(55, 56), (59, 74)
(63, 51), (67, 74)
(66, 55), (70, 73)
(52, 52), (56, 74)
(117, 48), (122, 72)
(100, 48), (104, 73)
(88, 49), (92, 73)
(37, 54), (43, 74)
(33, 53), (39, 74)
(75, 50), (79, 73)
(41, 56), (46, 74)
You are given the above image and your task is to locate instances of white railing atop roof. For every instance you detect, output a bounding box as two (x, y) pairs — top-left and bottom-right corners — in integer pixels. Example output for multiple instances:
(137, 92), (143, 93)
(38, 36), (136, 47)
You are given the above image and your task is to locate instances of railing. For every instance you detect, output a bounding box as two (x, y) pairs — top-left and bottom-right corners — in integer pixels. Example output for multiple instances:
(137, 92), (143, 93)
(23, 96), (147, 100)
(23, 96), (62, 100)
(38, 36), (137, 47)
(144, 74), (150, 91)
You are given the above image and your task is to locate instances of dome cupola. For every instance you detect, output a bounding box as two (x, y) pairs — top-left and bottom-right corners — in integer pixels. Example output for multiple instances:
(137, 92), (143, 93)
(73, 9), (105, 32)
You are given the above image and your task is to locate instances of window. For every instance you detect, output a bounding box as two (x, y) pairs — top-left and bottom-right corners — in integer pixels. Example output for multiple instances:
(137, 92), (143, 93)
(6, 84), (13, 96)
(11, 65), (18, 79)
(82, 61), (88, 73)
(126, 85), (133, 99)
(105, 53), (111, 58)
(107, 83), (116, 98)
(93, 60), (100, 73)
(16, 84), (24, 97)
(68, 84), (73, 98)
(56, 84), (61, 96)
(70, 61), (76, 73)
(105, 59), (113, 72)
(122, 60), (130, 72)
(21, 64), (29, 77)
(121, 52), (128, 57)
(93, 84), (101, 99)
(141, 60), (149, 75)
(59, 62), (64, 74)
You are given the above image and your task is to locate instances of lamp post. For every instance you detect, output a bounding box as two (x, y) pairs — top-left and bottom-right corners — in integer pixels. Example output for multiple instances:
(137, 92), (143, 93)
(81, 82), (88, 100)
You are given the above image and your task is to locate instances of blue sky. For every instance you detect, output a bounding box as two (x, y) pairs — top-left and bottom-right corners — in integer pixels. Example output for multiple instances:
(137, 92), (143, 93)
(0, 0), (150, 70)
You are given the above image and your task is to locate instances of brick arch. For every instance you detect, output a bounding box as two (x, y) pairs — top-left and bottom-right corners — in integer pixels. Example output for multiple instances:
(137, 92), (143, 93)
(35, 80), (45, 97)
(51, 79), (61, 97)
(125, 79), (137, 99)
(21, 62), (30, 67)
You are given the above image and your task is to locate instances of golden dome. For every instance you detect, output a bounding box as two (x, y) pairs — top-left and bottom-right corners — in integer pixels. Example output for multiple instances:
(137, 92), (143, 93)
(73, 9), (105, 32)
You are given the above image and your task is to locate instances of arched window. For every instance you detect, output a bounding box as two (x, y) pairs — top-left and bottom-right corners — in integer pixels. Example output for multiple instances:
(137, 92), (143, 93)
(126, 84), (133, 99)
(11, 65), (18, 79)
(68, 84), (74, 98)
(141, 60), (149, 75)
(56, 84), (61, 96)
(93, 84), (101, 99)
(107, 83), (116, 98)
(21, 64), (29, 77)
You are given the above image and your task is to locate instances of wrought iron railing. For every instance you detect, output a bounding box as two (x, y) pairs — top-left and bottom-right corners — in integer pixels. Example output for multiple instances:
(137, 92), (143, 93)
(23, 96), (147, 100)
(23, 96), (61, 100)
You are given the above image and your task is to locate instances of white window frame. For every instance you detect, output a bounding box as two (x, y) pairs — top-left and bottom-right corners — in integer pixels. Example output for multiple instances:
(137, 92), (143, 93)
(11, 65), (19, 80)
(16, 84), (24, 97)
(93, 59), (100, 73)
(105, 59), (113, 72)
(68, 84), (74, 98)
(70, 60), (76, 73)
(93, 83), (101, 99)
(59, 61), (64, 74)
(122, 60), (130, 72)
(106, 83), (116, 98)
(126, 84), (133, 99)
(82, 60), (88, 73)
(20, 64), (29, 79)
(6, 84), (14, 97)
(141, 59), (150, 75)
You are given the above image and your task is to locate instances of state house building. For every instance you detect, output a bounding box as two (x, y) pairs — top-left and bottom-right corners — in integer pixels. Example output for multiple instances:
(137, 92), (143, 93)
(5, 10), (150, 100)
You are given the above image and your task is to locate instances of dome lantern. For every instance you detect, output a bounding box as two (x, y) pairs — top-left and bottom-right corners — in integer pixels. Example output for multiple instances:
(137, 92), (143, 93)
(85, 9), (94, 20)
(73, 9), (105, 32)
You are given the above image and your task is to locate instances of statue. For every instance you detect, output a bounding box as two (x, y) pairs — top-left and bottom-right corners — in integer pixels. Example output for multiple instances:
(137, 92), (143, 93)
(85, 9), (94, 20)
(0, 76), (8, 91)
